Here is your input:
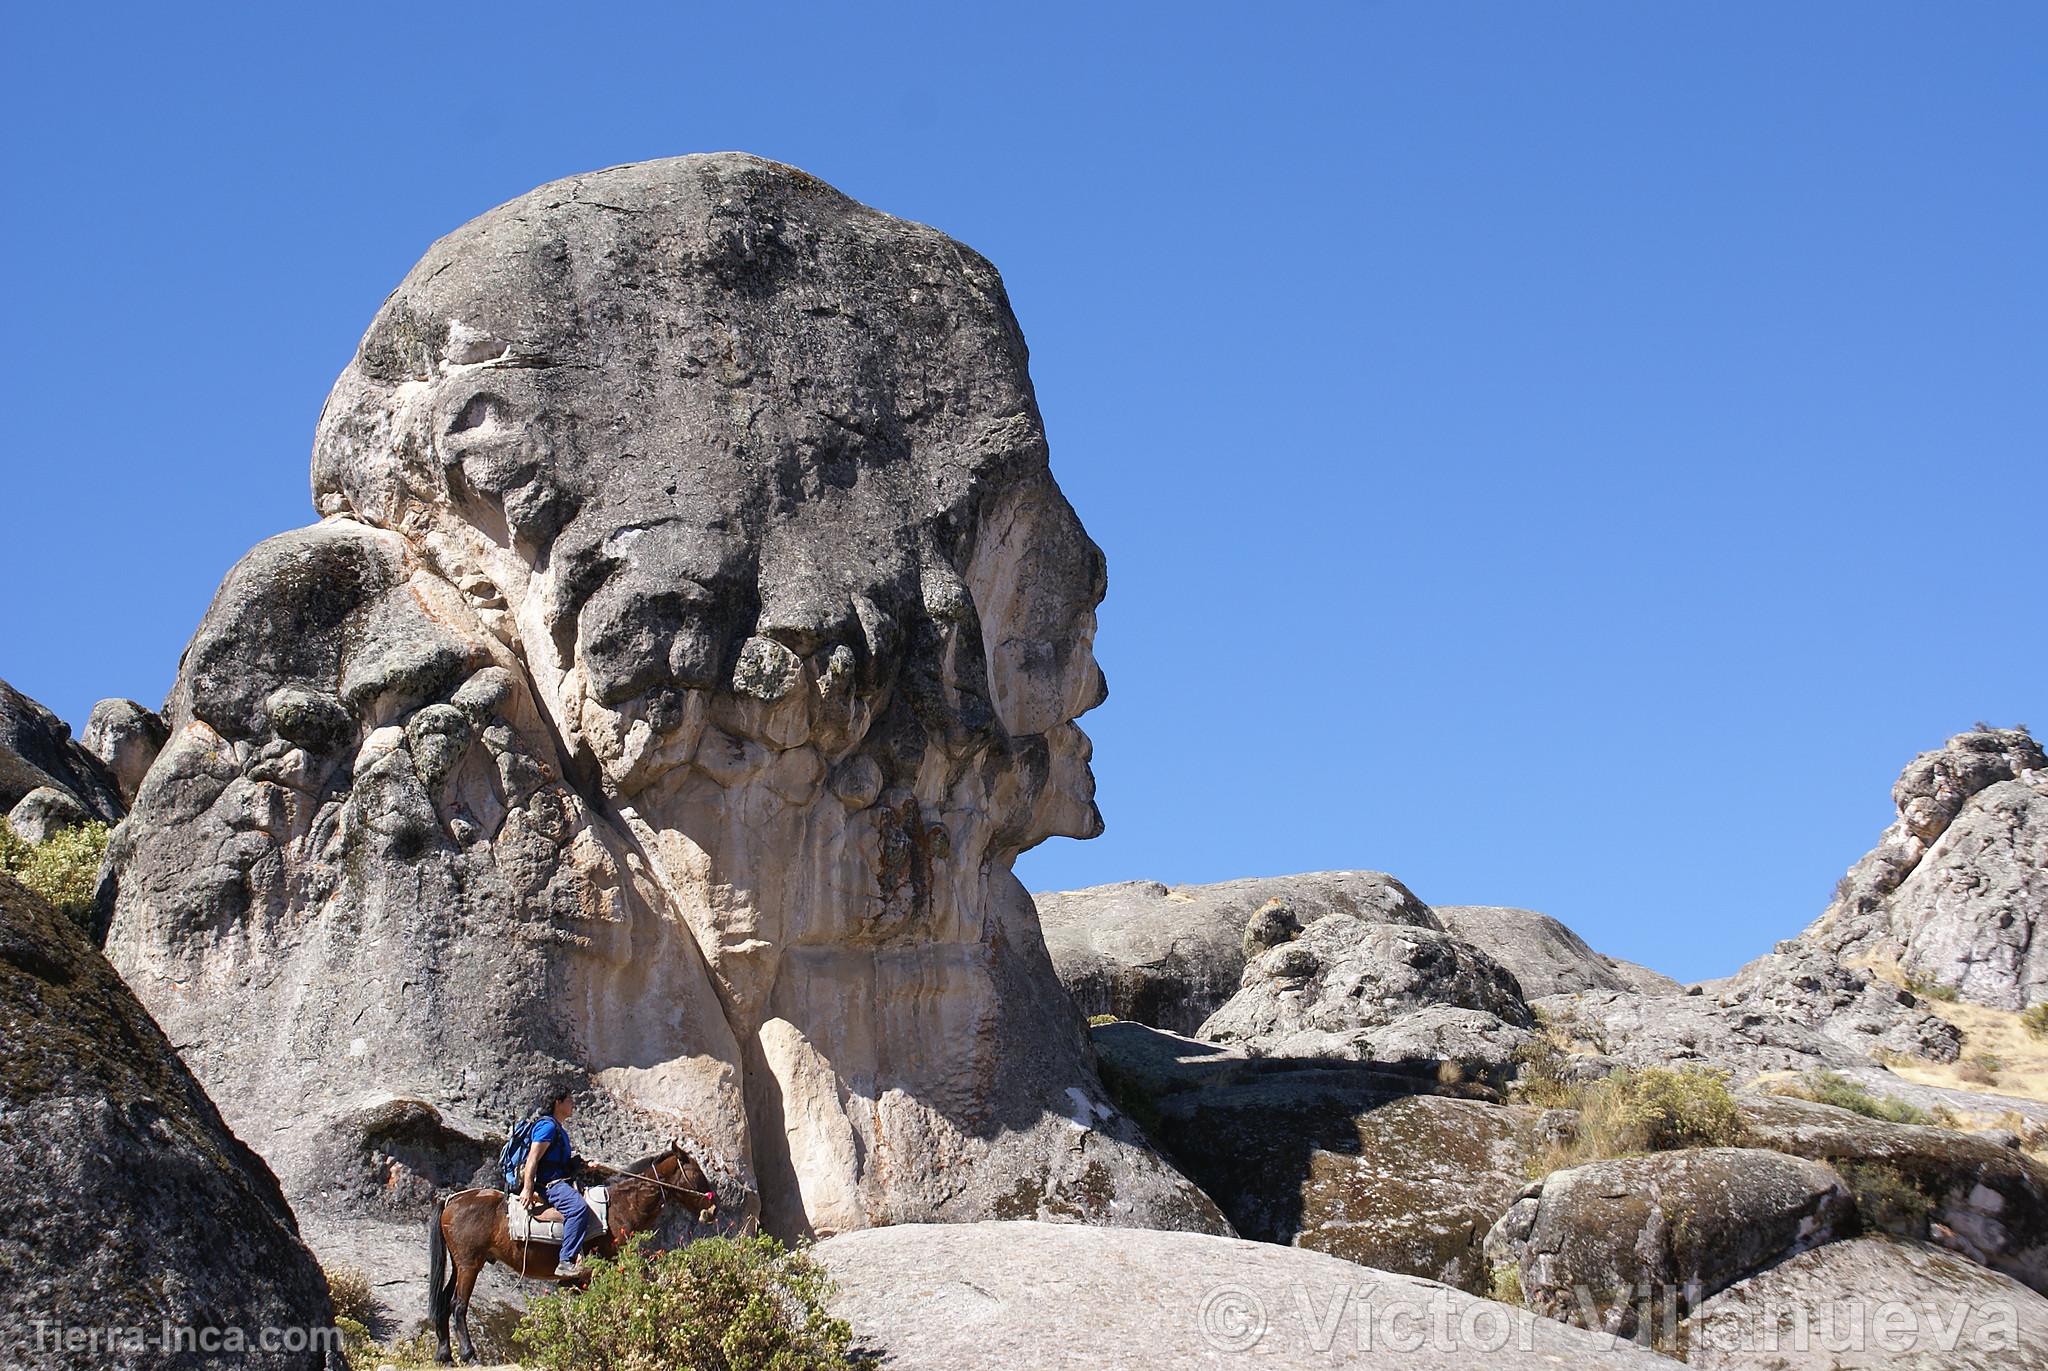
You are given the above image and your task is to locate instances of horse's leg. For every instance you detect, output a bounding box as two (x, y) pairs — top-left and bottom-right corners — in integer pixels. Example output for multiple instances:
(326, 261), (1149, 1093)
(452, 1258), (484, 1364)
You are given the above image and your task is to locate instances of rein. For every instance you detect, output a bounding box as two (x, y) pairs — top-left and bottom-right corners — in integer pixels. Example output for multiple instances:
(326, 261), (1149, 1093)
(584, 1158), (716, 1207)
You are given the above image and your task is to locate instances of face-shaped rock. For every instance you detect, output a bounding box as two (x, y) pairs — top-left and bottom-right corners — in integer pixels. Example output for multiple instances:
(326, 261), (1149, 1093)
(109, 155), (1219, 1245)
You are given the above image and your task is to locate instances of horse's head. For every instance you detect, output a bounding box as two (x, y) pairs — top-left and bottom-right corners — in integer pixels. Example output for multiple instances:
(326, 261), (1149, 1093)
(652, 1139), (718, 1224)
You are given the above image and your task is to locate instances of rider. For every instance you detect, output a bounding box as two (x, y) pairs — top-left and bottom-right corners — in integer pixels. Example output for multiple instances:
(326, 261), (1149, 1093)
(517, 1088), (593, 1279)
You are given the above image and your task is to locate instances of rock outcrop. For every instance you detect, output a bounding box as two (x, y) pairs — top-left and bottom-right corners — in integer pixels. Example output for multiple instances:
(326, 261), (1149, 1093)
(1807, 727), (2047, 1010)
(1, 678), (123, 837)
(83, 698), (169, 807)
(0, 875), (334, 1369)
(1736, 1093), (2048, 1293)
(1484, 1148), (1855, 1339)
(1679, 1237), (2048, 1370)
(1200, 915), (1535, 1074)
(814, 1220), (1684, 1370)
(1036, 871), (1434, 1034)
(1434, 905), (1682, 998)
(1091, 1021), (1559, 1291)
(102, 155), (1222, 1249)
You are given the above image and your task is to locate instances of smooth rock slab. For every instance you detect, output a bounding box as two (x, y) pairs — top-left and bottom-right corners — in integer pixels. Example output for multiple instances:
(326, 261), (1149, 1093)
(814, 1220), (1682, 1369)
(1680, 1237), (2048, 1370)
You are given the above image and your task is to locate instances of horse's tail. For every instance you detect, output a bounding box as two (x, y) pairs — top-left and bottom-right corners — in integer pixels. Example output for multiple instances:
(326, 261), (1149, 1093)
(427, 1195), (453, 1326)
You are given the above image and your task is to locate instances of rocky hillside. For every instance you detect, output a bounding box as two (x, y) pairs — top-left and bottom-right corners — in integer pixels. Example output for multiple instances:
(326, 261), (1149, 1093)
(0, 874), (333, 1369)
(1805, 726), (2046, 1010)
(98, 154), (1222, 1298)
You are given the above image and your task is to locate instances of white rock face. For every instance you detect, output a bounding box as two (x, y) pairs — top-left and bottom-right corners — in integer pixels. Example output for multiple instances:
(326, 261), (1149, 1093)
(102, 155), (1223, 1242)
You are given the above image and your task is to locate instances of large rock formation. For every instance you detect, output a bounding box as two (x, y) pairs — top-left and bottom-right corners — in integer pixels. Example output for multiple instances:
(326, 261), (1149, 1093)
(0, 875), (334, 1369)
(814, 1220), (1685, 1370)
(1036, 870), (1434, 1034)
(1433, 905), (1683, 998)
(1807, 727), (2047, 1010)
(1, 678), (123, 838)
(103, 155), (1222, 1248)
(83, 698), (169, 807)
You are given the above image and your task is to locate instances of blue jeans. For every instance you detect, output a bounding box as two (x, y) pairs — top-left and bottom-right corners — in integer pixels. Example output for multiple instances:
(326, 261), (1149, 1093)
(546, 1179), (592, 1262)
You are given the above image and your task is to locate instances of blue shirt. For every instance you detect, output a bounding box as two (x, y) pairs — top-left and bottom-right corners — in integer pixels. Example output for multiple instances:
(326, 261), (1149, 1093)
(530, 1116), (573, 1183)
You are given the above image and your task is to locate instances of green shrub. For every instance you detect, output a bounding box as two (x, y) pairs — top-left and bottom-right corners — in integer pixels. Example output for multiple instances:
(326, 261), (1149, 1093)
(2023, 1003), (2048, 1041)
(336, 1319), (436, 1370)
(1775, 1071), (1932, 1126)
(1508, 1034), (1582, 1110)
(1528, 1066), (1744, 1176)
(1839, 1161), (1934, 1237)
(1487, 1263), (1524, 1307)
(516, 1233), (855, 1371)
(0, 820), (110, 933)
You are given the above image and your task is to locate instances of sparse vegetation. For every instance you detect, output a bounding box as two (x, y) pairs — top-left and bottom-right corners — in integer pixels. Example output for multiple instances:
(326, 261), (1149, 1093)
(323, 1263), (375, 1327)
(1903, 972), (1959, 1003)
(337, 1320), (437, 1370)
(0, 820), (110, 933)
(1767, 1071), (1933, 1125)
(1508, 1033), (1580, 1110)
(1487, 1263), (1524, 1307)
(1839, 1161), (1934, 1237)
(2023, 1003), (2048, 1041)
(516, 1233), (855, 1371)
(1087, 1013), (1119, 1027)
(1525, 1066), (1745, 1176)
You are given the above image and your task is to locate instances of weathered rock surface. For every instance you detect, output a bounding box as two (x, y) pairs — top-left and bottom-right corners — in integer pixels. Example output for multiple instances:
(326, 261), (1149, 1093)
(1092, 1021), (1555, 1291)
(0, 677), (122, 833)
(6, 785), (89, 844)
(83, 697), (169, 806)
(103, 155), (1221, 1247)
(1807, 728), (2048, 1011)
(1535, 942), (1960, 1081)
(1200, 915), (1534, 1071)
(1485, 1148), (1855, 1339)
(814, 1220), (1683, 1369)
(1680, 1237), (2048, 1370)
(1037, 870), (1434, 1034)
(1736, 1093), (2048, 1292)
(0, 875), (333, 1369)
(1435, 905), (1681, 998)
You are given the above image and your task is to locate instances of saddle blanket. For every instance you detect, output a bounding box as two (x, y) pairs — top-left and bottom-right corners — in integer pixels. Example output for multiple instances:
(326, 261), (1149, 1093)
(507, 1186), (609, 1244)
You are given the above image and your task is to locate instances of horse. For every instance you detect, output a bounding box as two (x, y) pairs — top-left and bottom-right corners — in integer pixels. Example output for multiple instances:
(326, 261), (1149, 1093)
(427, 1139), (718, 1364)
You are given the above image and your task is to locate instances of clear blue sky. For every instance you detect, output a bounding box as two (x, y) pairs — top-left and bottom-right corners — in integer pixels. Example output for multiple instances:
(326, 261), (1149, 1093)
(3, 4), (2040, 980)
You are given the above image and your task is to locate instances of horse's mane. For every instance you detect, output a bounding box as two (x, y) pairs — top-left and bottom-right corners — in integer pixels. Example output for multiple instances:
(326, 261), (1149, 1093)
(618, 1143), (678, 1177)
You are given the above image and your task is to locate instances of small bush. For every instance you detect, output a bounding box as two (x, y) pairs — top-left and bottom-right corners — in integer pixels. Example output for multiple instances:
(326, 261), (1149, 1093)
(1086, 1013), (1119, 1027)
(324, 1263), (375, 1327)
(1527, 1066), (1744, 1176)
(2023, 1003), (2048, 1041)
(1772, 1071), (1932, 1126)
(1508, 1035), (1582, 1110)
(1487, 1263), (1524, 1307)
(1903, 972), (1959, 1003)
(0, 820), (110, 933)
(337, 1319), (436, 1370)
(516, 1233), (855, 1371)
(1840, 1161), (1934, 1237)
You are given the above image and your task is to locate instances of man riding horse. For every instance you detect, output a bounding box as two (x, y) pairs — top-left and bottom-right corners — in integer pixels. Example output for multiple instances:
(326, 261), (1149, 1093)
(517, 1088), (592, 1279)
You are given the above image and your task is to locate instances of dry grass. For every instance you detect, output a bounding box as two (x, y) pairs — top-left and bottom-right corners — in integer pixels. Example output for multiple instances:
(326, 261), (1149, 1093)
(1856, 959), (2048, 1107)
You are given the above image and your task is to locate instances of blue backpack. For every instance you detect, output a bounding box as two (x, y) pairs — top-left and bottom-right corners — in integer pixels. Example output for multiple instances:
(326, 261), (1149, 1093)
(497, 1116), (539, 1190)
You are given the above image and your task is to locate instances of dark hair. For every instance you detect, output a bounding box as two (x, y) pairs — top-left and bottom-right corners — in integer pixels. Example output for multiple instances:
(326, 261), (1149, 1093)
(535, 1087), (573, 1117)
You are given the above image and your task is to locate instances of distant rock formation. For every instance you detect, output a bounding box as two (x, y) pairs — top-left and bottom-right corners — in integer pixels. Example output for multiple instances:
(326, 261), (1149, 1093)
(0, 875), (333, 1370)
(1, 678), (124, 840)
(1807, 727), (2047, 1010)
(102, 155), (1221, 1247)
(1035, 871), (1433, 1034)
(1433, 905), (1682, 998)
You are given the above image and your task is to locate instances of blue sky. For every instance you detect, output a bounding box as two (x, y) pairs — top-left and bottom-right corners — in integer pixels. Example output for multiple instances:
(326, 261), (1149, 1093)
(3, 4), (2040, 979)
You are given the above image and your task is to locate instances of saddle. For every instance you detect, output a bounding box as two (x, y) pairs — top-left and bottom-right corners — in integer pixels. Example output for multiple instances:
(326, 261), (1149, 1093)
(506, 1186), (610, 1244)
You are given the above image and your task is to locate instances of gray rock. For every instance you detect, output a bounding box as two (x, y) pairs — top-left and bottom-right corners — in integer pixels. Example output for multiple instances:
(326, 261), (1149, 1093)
(82, 698), (169, 806)
(0, 874), (333, 1369)
(1806, 729), (2047, 1010)
(7, 785), (88, 843)
(1199, 917), (1533, 1058)
(103, 155), (1222, 1247)
(1092, 1021), (1553, 1291)
(1535, 943), (1960, 1082)
(1680, 1237), (2048, 1370)
(1435, 905), (1680, 998)
(1735, 1093), (2048, 1293)
(0, 677), (123, 824)
(1036, 870), (1436, 1034)
(813, 1220), (1684, 1369)
(1484, 1148), (1855, 1341)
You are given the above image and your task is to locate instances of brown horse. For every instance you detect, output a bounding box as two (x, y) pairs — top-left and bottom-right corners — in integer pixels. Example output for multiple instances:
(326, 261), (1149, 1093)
(427, 1140), (717, 1364)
